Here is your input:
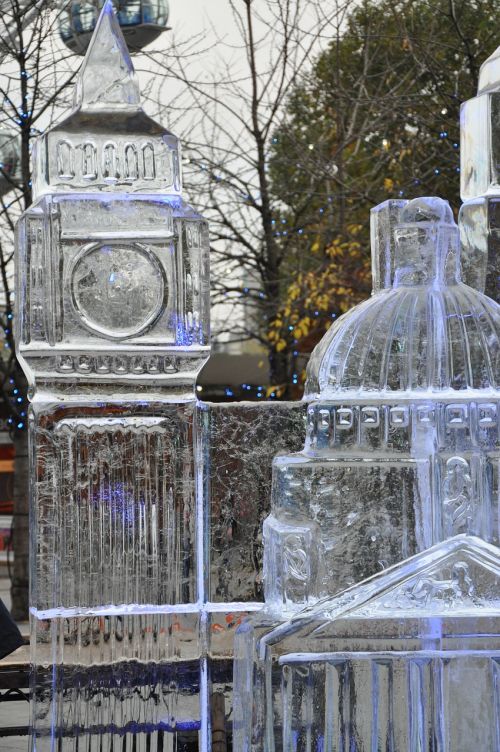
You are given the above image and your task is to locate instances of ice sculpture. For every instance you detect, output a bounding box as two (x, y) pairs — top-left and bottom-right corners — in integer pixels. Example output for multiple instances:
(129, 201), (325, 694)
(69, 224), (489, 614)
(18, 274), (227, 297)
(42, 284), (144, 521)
(15, 2), (209, 749)
(460, 44), (500, 299)
(233, 196), (500, 750)
(235, 536), (500, 751)
(263, 196), (500, 613)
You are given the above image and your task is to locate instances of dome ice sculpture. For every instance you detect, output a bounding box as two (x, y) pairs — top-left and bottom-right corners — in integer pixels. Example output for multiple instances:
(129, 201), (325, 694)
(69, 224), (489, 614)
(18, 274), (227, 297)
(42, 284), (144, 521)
(306, 197), (500, 398)
(263, 197), (500, 612)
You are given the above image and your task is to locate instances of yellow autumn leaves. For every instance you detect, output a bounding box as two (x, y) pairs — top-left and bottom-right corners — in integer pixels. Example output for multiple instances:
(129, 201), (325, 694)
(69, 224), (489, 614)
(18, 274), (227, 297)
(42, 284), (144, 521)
(267, 230), (371, 364)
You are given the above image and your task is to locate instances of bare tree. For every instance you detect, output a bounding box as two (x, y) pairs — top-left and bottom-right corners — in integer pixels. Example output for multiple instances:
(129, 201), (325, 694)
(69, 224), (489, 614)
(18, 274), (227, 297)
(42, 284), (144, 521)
(262, 0), (500, 384)
(147, 0), (348, 394)
(0, 0), (77, 619)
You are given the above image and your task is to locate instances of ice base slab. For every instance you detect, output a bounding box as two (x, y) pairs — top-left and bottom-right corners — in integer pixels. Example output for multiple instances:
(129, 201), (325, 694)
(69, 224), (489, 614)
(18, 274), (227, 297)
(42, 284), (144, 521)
(204, 401), (307, 603)
(31, 611), (202, 751)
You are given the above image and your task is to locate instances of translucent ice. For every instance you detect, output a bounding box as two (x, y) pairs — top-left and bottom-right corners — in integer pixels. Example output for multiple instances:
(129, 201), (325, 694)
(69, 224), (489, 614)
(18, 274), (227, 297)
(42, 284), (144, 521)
(234, 196), (500, 751)
(460, 45), (500, 301)
(369, 198), (407, 291)
(236, 536), (500, 752)
(262, 197), (500, 614)
(477, 44), (500, 94)
(73, 0), (141, 109)
(33, 0), (181, 197)
(460, 44), (500, 206)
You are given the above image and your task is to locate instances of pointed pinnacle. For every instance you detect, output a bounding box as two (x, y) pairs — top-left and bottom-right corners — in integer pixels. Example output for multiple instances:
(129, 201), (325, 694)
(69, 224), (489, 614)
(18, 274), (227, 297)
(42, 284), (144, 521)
(74, 0), (141, 110)
(478, 44), (500, 94)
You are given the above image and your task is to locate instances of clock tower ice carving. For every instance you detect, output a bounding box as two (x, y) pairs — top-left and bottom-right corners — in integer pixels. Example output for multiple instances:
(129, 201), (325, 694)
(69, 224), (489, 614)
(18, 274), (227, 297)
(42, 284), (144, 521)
(15, 3), (210, 748)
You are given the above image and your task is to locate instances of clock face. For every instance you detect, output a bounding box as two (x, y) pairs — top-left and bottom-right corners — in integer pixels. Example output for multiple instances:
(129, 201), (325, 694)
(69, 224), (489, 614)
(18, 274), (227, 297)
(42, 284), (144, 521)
(71, 242), (166, 339)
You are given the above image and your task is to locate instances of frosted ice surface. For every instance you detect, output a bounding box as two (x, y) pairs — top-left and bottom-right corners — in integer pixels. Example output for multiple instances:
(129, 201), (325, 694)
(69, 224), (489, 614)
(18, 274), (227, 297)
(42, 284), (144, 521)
(25, 395), (307, 748)
(233, 198), (500, 750)
(31, 612), (202, 751)
(32, 0), (180, 198)
(460, 46), (500, 301)
(206, 401), (307, 603)
(74, 0), (141, 109)
(15, 3), (214, 749)
(369, 198), (407, 292)
(460, 48), (500, 203)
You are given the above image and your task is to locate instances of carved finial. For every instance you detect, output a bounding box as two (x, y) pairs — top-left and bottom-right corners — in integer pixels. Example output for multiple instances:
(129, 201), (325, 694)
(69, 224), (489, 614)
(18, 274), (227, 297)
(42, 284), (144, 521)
(74, 0), (141, 110)
(477, 45), (500, 94)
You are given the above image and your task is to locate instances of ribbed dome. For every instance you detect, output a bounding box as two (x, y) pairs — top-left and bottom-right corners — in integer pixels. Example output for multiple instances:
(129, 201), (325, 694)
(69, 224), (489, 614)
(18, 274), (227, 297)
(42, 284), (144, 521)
(305, 197), (500, 399)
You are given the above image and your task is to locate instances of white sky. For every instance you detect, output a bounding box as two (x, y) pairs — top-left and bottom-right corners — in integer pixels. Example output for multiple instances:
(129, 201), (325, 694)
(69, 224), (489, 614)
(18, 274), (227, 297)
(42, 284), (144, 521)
(170, 1), (242, 40)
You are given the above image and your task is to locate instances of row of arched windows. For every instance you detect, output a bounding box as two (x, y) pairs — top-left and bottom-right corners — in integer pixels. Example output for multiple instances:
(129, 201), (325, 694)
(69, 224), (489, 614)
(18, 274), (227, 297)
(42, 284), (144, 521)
(55, 139), (171, 183)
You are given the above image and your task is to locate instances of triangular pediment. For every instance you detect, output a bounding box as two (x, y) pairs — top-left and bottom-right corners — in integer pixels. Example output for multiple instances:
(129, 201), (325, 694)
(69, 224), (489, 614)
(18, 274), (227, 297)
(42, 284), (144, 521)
(263, 537), (500, 652)
(308, 536), (500, 626)
(323, 536), (500, 620)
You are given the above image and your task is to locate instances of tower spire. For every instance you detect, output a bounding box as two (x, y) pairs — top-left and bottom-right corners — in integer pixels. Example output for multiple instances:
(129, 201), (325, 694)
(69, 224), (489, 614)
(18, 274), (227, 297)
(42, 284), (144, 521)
(74, 0), (140, 110)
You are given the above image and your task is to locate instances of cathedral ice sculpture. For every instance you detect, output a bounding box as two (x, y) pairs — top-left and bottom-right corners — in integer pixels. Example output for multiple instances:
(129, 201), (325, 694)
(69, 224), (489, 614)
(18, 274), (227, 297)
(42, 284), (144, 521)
(235, 535), (500, 751)
(15, 3), (209, 749)
(233, 196), (500, 750)
(263, 196), (500, 613)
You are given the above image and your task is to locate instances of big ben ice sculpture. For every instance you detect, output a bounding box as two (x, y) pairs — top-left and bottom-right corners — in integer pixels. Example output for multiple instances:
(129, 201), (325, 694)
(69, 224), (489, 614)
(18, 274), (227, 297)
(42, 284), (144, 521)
(15, 3), (210, 749)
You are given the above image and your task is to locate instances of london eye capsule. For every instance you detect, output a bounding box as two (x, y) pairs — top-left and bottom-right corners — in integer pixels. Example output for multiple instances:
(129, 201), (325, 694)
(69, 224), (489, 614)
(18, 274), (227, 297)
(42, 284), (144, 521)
(59, 0), (170, 54)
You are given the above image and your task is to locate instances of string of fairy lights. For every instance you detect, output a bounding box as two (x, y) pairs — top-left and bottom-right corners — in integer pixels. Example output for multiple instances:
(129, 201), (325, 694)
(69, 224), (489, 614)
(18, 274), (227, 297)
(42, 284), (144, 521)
(3, 312), (26, 432)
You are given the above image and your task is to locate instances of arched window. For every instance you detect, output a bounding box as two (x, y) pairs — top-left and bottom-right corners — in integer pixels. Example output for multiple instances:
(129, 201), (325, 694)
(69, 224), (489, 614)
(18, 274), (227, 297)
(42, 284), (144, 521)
(125, 144), (139, 179)
(57, 140), (75, 180)
(142, 143), (156, 179)
(82, 142), (97, 180)
(102, 142), (119, 182)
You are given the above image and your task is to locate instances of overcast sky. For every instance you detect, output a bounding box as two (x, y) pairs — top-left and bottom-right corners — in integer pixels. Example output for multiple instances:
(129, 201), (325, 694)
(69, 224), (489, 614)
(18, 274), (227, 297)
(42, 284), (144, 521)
(171, 1), (240, 40)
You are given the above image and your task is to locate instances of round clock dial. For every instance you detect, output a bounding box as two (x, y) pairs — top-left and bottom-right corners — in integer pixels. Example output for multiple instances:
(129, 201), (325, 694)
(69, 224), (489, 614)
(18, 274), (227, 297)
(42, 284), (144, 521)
(71, 242), (166, 339)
